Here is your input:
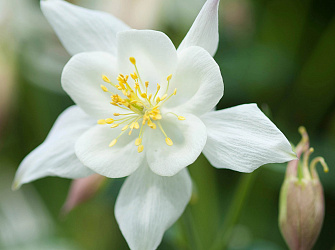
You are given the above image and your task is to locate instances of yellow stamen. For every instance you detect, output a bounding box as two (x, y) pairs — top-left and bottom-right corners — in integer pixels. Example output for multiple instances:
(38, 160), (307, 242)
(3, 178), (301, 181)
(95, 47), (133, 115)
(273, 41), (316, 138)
(102, 75), (111, 83)
(160, 94), (168, 101)
(97, 119), (107, 125)
(165, 138), (173, 146)
(152, 114), (162, 120)
(129, 57), (136, 65)
(105, 118), (114, 124)
(148, 120), (157, 129)
(100, 58), (184, 151)
(135, 138), (142, 146)
(122, 125), (129, 131)
(138, 144), (144, 153)
(101, 85), (108, 92)
(109, 139), (117, 147)
(131, 72), (138, 80)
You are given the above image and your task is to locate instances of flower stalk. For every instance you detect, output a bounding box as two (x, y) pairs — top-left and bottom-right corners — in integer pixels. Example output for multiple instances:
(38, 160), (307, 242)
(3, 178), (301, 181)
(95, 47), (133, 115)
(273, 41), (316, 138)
(211, 171), (258, 250)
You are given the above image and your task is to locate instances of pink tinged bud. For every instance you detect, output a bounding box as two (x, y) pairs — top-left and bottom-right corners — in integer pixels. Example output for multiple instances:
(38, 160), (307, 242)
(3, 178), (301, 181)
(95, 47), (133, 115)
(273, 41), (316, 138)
(279, 127), (328, 250)
(61, 174), (106, 216)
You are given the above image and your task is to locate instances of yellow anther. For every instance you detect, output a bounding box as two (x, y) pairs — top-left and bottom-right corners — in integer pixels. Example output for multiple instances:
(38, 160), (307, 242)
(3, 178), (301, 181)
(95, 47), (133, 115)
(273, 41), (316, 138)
(102, 75), (111, 83)
(135, 138), (142, 146)
(97, 119), (107, 125)
(134, 122), (140, 129)
(178, 116), (186, 120)
(125, 75), (129, 81)
(167, 74), (172, 81)
(148, 94), (152, 101)
(138, 144), (144, 153)
(151, 114), (162, 120)
(145, 81), (149, 88)
(165, 138), (173, 146)
(160, 94), (168, 101)
(150, 123), (157, 129)
(109, 139), (117, 147)
(101, 85), (108, 92)
(105, 118), (114, 124)
(118, 82), (126, 90)
(173, 88), (177, 95)
(156, 97), (161, 103)
(122, 125), (129, 131)
(114, 113), (120, 116)
(131, 72), (138, 80)
(129, 130), (133, 135)
(129, 57), (136, 65)
(130, 122), (135, 129)
(157, 84), (161, 91)
(141, 93), (147, 98)
(111, 124), (119, 128)
(117, 86), (122, 90)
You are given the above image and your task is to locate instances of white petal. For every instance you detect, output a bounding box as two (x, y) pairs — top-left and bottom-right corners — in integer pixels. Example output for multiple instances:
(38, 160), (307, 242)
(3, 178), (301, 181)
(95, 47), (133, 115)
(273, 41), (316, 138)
(12, 106), (95, 190)
(117, 30), (177, 92)
(75, 125), (145, 178)
(146, 114), (207, 176)
(178, 0), (220, 56)
(115, 164), (192, 250)
(41, 0), (130, 56)
(62, 51), (120, 119)
(164, 46), (223, 116)
(201, 104), (296, 173)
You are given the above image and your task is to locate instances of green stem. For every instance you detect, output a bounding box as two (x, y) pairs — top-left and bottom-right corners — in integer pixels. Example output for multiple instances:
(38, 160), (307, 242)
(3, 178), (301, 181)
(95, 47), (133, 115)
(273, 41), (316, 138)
(210, 171), (258, 250)
(180, 206), (203, 250)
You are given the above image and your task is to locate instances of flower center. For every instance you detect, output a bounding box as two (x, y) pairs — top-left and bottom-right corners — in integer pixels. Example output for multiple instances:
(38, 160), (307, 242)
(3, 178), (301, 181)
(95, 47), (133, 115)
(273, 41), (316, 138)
(97, 57), (185, 153)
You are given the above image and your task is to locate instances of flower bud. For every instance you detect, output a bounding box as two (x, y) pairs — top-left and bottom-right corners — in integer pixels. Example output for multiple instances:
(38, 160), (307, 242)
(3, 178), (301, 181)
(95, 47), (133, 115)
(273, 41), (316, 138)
(61, 174), (106, 216)
(279, 127), (328, 250)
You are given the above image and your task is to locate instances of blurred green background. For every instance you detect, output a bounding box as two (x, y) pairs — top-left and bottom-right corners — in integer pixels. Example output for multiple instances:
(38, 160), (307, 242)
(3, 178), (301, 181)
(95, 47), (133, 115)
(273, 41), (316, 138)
(0, 0), (334, 249)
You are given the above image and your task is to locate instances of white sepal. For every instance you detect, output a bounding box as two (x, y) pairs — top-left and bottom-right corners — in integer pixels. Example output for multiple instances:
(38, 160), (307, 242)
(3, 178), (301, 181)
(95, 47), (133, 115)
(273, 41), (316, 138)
(13, 106), (95, 190)
(202, 104), (296, 173)
(41, 0), (130, 56)
(178, 0), (220, 56)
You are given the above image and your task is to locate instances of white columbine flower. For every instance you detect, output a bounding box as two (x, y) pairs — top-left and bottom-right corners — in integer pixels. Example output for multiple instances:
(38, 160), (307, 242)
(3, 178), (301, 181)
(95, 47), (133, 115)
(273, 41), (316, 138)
(13, 0), (296, 249)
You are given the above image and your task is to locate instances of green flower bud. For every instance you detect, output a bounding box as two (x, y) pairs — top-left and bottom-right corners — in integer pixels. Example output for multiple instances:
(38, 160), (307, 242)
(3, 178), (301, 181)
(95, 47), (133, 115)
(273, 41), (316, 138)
(279, 127), (328, 250)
